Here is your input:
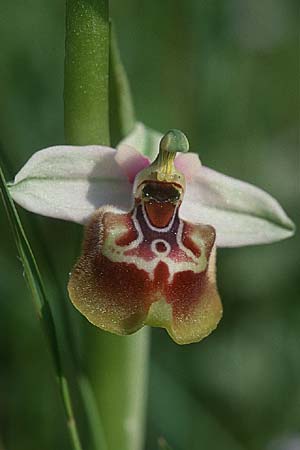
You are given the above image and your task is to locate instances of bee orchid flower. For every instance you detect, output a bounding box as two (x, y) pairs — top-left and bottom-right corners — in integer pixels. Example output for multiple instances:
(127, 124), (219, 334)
(8, 125), (295, 344)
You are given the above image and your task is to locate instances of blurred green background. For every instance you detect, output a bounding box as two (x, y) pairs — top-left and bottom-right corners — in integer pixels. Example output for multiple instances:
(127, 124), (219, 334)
(0, 1), (299, 449)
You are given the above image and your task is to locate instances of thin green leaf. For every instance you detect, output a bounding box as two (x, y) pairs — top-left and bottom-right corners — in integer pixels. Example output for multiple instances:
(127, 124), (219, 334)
(0, 164), (83, 450)
(109, 22), (136, 146)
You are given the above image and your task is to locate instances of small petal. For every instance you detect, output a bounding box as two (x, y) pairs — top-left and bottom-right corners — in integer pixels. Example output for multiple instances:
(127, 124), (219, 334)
(181, 166), (295, 247)
(175, 152), (202, 181)
(117, 122), (162, 159)
(117, 123), (202, 180)
(9, 145), (131, 223)
(117, 127), (203, 182)
(115, 144), (150, 182)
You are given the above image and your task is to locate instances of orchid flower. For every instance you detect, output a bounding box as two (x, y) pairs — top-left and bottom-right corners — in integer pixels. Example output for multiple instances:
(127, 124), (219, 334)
(8, 124), (295, 344)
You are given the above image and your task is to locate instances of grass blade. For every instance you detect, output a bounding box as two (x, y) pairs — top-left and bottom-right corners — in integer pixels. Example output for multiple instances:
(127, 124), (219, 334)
(0, 164), (83, 450)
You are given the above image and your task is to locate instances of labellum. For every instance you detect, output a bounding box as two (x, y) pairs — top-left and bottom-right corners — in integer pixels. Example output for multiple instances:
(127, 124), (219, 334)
(68, 130), (222, 344)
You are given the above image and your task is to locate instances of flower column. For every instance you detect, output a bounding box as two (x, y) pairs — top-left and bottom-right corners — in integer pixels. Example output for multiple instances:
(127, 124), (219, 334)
(64, 1), (149, 449)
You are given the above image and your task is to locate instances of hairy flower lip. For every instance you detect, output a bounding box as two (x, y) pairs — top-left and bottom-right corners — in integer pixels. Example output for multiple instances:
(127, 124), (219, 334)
(68, 181), (222, 344)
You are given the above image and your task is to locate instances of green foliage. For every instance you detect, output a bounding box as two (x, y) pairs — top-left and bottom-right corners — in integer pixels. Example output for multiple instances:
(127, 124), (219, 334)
(0, 164), (83, 449)
(1, 154), (109, 450)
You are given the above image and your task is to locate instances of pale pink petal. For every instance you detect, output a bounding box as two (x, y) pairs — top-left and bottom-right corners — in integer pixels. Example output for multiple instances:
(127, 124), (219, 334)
(9, 145), (131, 223)
(180, 165), (295, 247)
(117, 122), (162, 159)
(116, 143), (202, 183)
(175, 152), (202, 181)
(115, 144), (150, 183)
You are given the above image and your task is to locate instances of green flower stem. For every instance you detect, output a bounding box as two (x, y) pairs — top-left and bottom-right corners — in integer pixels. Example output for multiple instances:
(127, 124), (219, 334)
(64, 2), (150, 450)
(89, 329), (150, 450)
(64, 0), (110, 145)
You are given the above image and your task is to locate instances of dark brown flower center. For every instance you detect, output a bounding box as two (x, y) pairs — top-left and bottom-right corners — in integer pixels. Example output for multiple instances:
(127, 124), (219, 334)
(142, 182), (180, 203)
